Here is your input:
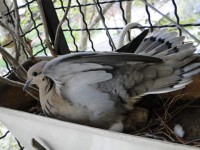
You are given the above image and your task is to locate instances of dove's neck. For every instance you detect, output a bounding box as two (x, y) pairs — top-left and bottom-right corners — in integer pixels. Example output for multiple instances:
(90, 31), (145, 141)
(38, 77), (55, 112)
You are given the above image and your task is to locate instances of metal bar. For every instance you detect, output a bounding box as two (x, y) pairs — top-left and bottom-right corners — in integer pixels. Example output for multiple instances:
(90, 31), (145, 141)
(40, 0), (70, 55)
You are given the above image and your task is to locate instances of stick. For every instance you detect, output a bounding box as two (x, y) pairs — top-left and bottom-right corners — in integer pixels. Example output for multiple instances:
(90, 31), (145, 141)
(54, 0), (71, 52)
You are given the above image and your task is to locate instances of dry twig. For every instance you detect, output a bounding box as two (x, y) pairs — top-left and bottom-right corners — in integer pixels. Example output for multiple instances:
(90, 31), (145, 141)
(155, 112), (185, 144)
(0, 76), (39, 101)
(54, 0), (71, 52)
(0, 19), (32, 57)
(37, 0), (56, 56)
(13, 0), (21, 62)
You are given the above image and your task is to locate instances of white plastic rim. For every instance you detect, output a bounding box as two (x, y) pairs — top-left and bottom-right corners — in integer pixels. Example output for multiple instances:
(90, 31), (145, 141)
(0, 107), (198, 150)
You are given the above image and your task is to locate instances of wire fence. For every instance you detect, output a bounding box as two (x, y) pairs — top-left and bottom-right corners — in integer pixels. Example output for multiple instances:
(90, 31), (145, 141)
(0, 0), (200, 149)
(0, 0), (200, 62)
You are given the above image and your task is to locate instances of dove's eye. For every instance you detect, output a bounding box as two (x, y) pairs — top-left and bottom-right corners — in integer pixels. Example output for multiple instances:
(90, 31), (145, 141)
(32, 72), (38, 76)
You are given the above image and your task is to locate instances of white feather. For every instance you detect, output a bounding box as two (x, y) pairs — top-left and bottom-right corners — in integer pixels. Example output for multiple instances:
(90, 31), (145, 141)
(62, 71), (112, 87)
(174, 124), (185, 138)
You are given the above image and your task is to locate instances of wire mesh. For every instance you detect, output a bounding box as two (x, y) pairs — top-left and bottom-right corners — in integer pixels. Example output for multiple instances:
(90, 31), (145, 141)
(0, 0), (200, 149)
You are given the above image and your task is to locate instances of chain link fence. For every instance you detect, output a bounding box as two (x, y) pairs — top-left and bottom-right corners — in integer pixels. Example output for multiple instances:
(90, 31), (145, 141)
(0, 0), (200, 149)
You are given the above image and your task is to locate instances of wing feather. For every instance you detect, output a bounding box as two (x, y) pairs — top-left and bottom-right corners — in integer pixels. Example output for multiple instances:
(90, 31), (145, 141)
(42, 52), (163, 80)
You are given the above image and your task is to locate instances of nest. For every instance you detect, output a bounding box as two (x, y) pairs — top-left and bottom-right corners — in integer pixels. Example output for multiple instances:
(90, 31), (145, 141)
(123, 75), (200, 147)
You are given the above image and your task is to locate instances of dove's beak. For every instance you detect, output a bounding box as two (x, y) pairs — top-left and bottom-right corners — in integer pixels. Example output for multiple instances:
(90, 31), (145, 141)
(23, 79), (32, 91)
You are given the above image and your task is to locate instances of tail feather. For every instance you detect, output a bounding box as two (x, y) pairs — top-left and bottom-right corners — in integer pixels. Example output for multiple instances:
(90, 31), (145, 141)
(173, 79), (193, 88)
(169, 36), (185, 47)
(163, 48), (196, 61)
(144, 86), (184, 95)
(163, 32), (178, 41)
(183, 68), (200, 78)
(134, 29), (179, 54)
(183, 63), (200, 72)
(129, 29), (200, 97)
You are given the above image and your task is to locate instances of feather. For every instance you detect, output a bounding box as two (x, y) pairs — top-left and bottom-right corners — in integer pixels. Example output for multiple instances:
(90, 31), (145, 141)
(62, 71), (112, 87)
(183, 63), (200, 72)
(43, 52), (163, 79)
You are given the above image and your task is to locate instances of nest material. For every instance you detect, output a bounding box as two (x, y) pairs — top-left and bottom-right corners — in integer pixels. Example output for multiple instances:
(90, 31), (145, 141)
(123, 75), (200, 147)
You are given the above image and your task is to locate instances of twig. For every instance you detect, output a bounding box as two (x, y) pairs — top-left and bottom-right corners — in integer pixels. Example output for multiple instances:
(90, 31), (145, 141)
(144, 133), (167, 141)
(13, 0), (21, 62)
(89, 2), (113, 29)
(2, 0), (19, 61)
(155, 112), (185, 144)
(23, 14), (40, 33)
(54, 0), (71, 52)
(0, 46), (27, 81)
(171, 100), (195, 118)
(185, 138), (200, 145)
(162, 132), (176, 142)
(163, 93), (186, 120)
(0, 19), (32, 57)
(37, 0), (56, 57)
(0, 76), (39, 101)
(0, 45), (19, 66)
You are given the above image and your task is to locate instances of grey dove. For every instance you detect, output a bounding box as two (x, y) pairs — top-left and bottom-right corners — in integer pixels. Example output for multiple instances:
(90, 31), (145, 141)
(24, 29), (200, 132)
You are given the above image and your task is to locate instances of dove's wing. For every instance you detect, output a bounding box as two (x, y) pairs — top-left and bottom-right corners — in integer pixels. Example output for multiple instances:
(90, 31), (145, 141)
(41, 52), (162, 115)
(42, 52), (162, 80)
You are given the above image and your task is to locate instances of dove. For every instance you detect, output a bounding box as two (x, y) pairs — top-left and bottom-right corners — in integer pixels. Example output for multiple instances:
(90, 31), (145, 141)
(24, 29), (200, 132)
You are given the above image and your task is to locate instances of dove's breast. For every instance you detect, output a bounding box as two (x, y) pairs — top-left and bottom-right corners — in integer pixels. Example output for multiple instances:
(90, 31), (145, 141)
(38, 78), (123, 130)
(38, 82), (90, 124)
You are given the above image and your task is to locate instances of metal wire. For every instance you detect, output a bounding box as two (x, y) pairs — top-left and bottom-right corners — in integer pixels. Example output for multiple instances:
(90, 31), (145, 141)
(61, 23), (200, 31)
(24, 0), (47, 56)
(172, 0), (182, 35)
(54, 0), (133, 9)
(94, 0), (116, 51)
(119, 1), (131, 41)
(0, 131), (24, 149)
(15, 138), (24, 150)
(0, 131), (10, 140)
(76, 0), (95, 51)
(144, 0), (153, 32)
(5, 0), (30, 59)
(59, 0), (79, 52)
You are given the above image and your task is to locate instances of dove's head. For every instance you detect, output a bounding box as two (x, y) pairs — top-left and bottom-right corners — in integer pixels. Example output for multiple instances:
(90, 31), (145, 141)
(23, 61), (48, 90)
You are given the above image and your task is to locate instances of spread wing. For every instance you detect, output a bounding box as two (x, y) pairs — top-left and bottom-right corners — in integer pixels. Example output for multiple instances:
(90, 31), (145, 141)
(42, 52), (162, 81)
(41, 52), (162, 114)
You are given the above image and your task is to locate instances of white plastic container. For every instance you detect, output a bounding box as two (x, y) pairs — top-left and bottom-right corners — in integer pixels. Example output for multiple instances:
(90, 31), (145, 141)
(0, 107), (198, 150)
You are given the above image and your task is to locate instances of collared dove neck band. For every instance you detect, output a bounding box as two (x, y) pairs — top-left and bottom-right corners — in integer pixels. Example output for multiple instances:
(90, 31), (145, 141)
(25, 29), (200, 132)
